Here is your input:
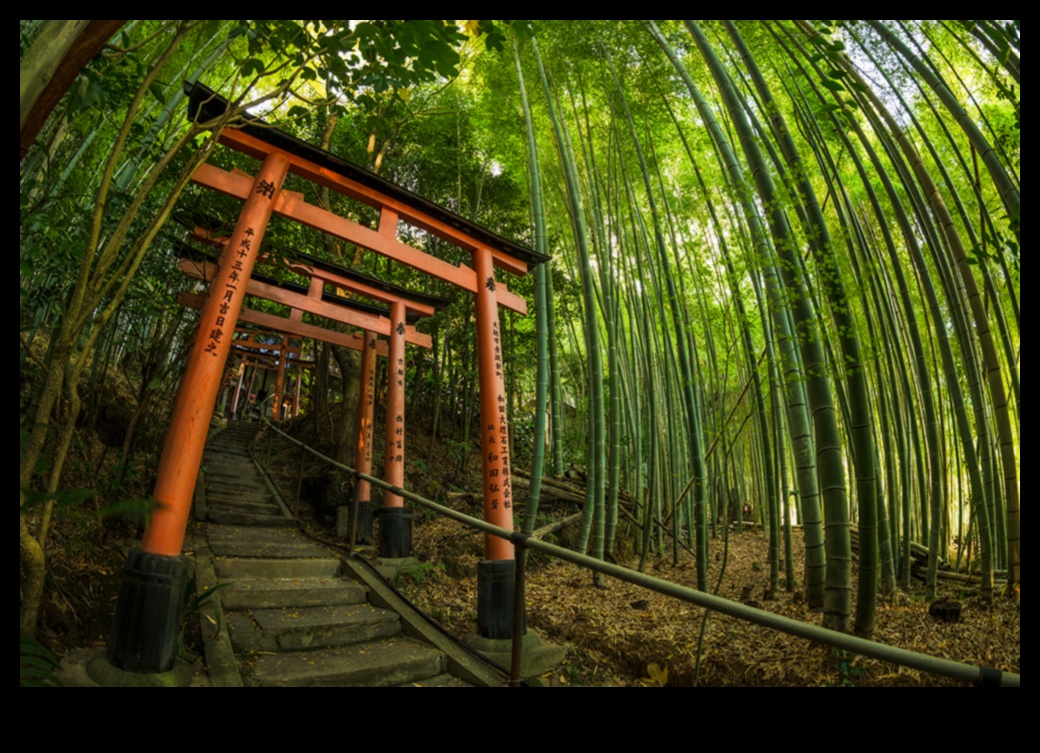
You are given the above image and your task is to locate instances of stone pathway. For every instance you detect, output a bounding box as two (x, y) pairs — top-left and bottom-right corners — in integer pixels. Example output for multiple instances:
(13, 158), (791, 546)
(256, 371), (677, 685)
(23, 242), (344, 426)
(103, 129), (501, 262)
(196, 421), (497, 687)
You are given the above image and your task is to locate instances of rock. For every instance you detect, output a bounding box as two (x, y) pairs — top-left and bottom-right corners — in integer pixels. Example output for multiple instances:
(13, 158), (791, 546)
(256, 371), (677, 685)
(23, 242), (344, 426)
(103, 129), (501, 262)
(928, 598), (963, 623)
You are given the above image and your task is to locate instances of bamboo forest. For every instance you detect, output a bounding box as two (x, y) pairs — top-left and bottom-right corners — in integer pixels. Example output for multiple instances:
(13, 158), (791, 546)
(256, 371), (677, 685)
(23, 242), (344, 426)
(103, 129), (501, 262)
(20, 21), (1020, 687)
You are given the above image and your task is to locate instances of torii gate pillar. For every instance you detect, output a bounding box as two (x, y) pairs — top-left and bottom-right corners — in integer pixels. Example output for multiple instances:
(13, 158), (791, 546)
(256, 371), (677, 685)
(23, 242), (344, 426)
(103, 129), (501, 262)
(104, 151), (290, 676)
(350, 329), (378, 545)
(473, 248), (518, 639)
(380, 301), (411, 557)
(272, 340), (287, 422)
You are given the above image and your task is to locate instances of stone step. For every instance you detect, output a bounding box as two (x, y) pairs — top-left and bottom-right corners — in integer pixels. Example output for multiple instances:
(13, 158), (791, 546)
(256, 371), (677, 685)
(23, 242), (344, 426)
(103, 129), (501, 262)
(204, 509), (287, 526)
(205, 490), (280, 509)
(207, 525), (329, 558)
(206, 476), (268, 486)
(244, 638), (445, 687)
(205, 474), (269, 492)
(399, 673), (473, 687)
(206, 499), (283, 516)
(222, 576), (368, 609)
(209, 451), (252, 459)
(215, 556), (341, 579)
(228, 603), (402, 652)
(195, 424), (494, 689)
(207, 496), (274, 508)
(217, 431), (257, 440)
(205, 474), (268, 487)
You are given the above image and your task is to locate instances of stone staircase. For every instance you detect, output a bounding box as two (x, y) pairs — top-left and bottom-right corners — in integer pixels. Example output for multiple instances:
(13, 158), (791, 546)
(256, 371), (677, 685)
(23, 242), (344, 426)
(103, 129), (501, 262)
(195, 421), (501, 687)
(198, 420), (287, 527)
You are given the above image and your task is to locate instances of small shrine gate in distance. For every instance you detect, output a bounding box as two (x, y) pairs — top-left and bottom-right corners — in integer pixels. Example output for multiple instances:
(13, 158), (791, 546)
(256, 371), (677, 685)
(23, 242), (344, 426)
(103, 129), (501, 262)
(219, 327), (307, 422)
(106, 82), (550, 674)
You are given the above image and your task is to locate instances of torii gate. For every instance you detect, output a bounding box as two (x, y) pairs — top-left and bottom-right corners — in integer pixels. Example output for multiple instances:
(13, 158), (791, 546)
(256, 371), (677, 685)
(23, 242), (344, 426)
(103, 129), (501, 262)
(215, 327), (303, 420)
(107, 82), (549, 673)
(221, 327), (307, 421)
(177, 237), (450, 552)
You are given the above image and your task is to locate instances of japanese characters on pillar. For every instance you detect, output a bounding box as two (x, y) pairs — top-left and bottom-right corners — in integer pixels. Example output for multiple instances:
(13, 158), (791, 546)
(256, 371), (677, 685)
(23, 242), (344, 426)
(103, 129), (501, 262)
(368, 336), (380, 470)
(473, 248), (514, 561)
(365, 336), (376, 468)
(384, 302), (406, 507)
(484, 315), (511, 512)
(204, 227), (254, 358)
(395, 323), (405, 465)
(355, 330), (377, 503)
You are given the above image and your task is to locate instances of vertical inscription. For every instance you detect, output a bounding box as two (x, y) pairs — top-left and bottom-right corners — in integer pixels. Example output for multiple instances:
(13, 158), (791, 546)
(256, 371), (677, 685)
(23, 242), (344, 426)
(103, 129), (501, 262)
(205, 227), (254, 356)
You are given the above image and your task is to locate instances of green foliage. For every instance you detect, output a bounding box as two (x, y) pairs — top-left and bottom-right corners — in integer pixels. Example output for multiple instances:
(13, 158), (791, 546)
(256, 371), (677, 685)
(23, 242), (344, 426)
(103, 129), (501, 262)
(19, 483), (163, 530)
(99, 497), (164, 526)
(390, 561), (445, 591)
(407, 561), (447, 586)
(20, 632), (62, 687)
(178, 576), (231, 662)
(829, 648), (866, 687)
(20, 487), (95, 514)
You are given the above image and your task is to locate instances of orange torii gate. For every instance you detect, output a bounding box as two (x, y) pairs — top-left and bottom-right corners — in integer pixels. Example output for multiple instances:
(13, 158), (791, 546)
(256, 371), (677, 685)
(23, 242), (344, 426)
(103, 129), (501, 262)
(219, 327), (303, 421)
(106, 82), (548, 674)
(223, 328), (306, 420)
(177, 237), (450, 549)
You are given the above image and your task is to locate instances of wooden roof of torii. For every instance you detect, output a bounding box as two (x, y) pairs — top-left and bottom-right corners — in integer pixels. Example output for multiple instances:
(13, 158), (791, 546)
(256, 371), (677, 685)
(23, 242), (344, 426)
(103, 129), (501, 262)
(186, 81), (548, 269)
(228, 329), (304, 368)
(184, 81), (549, 308)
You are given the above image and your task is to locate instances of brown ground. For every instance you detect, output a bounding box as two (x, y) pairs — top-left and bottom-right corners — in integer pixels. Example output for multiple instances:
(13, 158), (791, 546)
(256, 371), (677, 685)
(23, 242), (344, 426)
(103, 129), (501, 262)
(28, 398), (1020, 688)
(270, 407), (1021, 688)
(400, 514), (1020, 686)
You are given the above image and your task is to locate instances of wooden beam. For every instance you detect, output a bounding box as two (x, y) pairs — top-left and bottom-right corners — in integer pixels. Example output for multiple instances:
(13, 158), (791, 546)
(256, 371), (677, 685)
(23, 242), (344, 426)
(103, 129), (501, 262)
(192, 162), (528, 315)
(178, 292), (390, 357)
(189, 225), (439, 318)
(179, 258), (432, 348)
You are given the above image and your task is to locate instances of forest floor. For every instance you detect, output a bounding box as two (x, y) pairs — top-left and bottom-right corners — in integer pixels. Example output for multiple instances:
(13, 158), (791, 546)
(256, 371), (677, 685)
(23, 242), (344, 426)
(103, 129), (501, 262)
(402, 517), (1021, 686)
(30, 399), (1020, 688)
(267, 406), (1020, 688)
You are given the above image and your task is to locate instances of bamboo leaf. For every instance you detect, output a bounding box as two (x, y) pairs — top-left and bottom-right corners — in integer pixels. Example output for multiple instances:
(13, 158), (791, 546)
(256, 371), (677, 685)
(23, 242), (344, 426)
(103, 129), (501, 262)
(99, 497), (164, 524)
(20, 487), (95, 513)
(148, 81), (166, 104)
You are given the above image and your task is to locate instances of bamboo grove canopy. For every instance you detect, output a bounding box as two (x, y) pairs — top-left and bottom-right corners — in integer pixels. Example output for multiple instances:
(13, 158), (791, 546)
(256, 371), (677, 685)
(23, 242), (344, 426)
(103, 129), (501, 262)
(19, 21), (1019, 644)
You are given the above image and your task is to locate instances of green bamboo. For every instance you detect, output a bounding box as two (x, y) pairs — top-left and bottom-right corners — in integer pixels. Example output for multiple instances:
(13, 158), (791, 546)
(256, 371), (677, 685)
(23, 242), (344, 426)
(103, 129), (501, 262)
(867, 20), (1019, 240)
(836, 25), (995, 596)
(603, 42), (707, 588)
(512, 36), (550, 535)
(647, 20), (827, 610)
(689, 20), (854, 630)
(531, 38), (606, 569)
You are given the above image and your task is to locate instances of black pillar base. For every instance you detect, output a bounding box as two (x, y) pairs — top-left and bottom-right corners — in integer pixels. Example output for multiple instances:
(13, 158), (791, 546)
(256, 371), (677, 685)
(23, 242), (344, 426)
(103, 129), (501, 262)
(106, 549), (189, 674)
(477, 559), (524, 639)
(355, 501), (375, 545)
(378, 507), (412, 558)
